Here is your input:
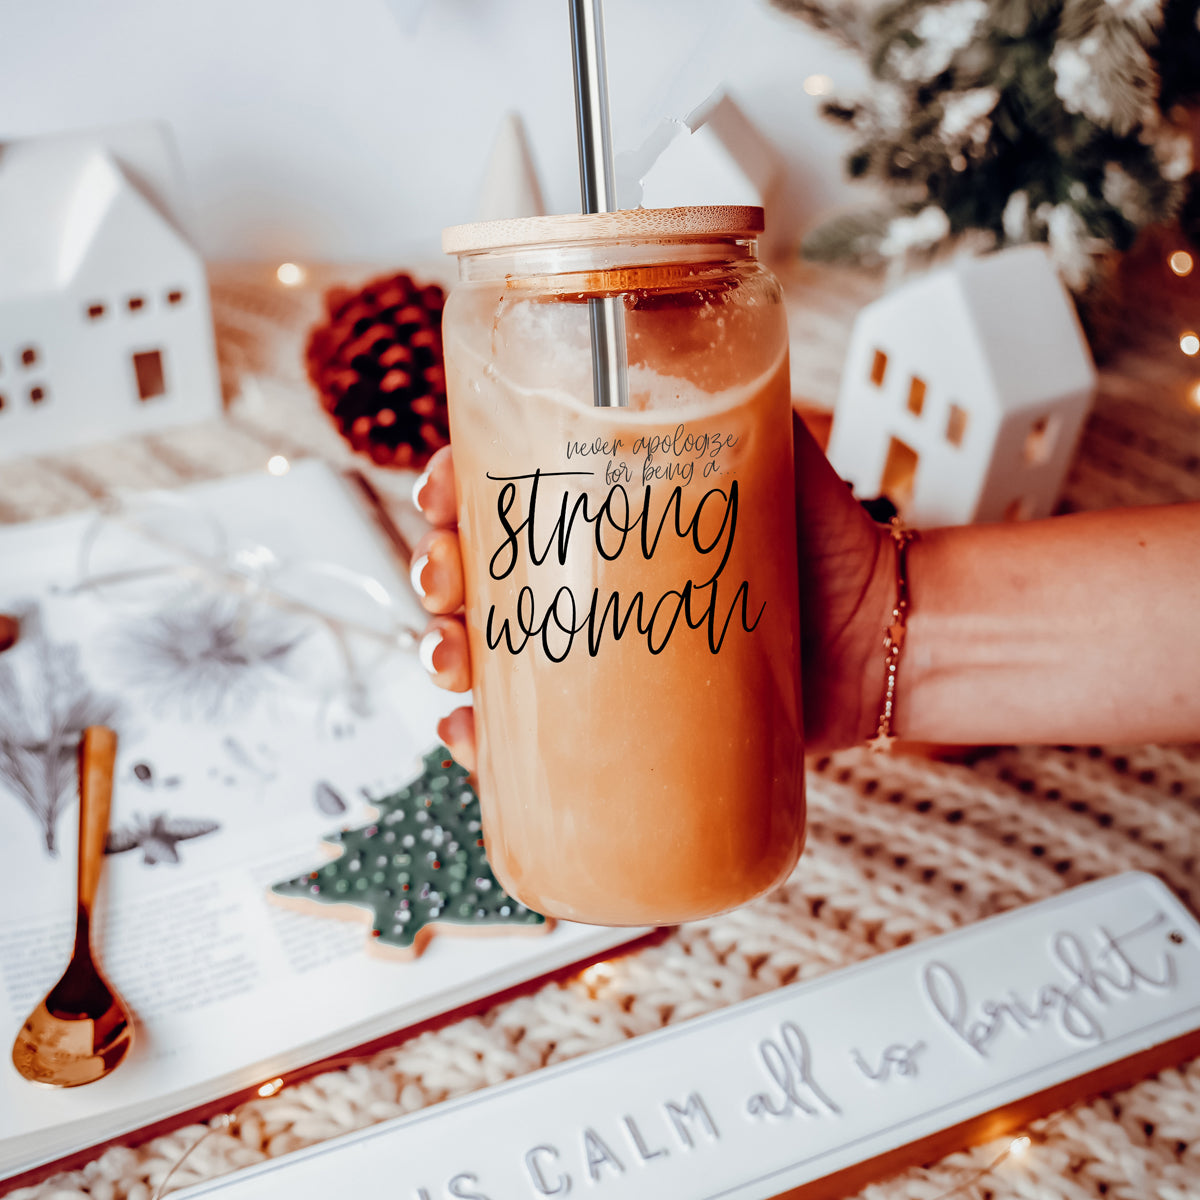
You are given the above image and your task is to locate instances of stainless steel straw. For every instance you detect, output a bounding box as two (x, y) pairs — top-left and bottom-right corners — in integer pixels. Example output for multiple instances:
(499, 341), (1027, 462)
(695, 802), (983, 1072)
(568, 0), (629, 409)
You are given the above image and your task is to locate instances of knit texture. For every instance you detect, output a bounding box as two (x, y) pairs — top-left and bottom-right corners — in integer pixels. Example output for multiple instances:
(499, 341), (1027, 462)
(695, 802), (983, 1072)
(2, 258), (1198, 1200)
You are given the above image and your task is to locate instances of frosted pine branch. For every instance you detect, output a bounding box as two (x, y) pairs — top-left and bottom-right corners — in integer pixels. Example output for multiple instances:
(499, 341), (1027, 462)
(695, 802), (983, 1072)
(777, 0), (1200, 294)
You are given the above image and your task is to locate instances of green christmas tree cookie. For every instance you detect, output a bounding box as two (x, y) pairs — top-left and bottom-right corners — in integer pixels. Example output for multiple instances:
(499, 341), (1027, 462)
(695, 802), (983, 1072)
(270, 748), (549, 959)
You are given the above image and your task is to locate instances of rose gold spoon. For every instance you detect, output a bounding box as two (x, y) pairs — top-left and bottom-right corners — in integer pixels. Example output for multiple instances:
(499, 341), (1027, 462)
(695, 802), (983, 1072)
(11, 726), (134, 1086)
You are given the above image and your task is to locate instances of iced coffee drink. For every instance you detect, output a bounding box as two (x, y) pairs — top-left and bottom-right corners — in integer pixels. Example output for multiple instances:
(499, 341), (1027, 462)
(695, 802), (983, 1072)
(441, 207), (804, 925)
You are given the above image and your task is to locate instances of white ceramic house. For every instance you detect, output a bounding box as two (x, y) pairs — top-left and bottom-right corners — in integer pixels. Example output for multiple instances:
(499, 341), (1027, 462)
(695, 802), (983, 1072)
(630, 90), (785, 259)
(0, 122), (220, 462)
(825, 246), (1097, 527)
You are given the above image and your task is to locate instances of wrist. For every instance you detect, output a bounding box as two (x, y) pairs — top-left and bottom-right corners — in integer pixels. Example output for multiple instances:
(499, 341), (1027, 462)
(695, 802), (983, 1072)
(797, 511), (895, 756)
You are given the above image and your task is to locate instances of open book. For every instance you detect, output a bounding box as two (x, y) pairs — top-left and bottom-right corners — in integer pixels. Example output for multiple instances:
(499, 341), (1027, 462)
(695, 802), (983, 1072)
(0, 461), (642, 1178)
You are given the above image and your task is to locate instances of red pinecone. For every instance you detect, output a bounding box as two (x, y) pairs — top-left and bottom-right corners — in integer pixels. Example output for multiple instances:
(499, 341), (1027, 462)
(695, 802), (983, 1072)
(305, 272), (449, 468)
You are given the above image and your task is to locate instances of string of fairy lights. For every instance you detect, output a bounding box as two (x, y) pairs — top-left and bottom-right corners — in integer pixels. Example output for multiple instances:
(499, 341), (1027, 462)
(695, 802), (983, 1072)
(1161, 245), (1200, 409)
(1170, 250), (1198, 354)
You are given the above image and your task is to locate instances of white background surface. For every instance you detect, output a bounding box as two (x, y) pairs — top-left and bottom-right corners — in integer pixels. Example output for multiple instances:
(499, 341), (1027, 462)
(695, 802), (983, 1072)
(0, 0), (865, 261)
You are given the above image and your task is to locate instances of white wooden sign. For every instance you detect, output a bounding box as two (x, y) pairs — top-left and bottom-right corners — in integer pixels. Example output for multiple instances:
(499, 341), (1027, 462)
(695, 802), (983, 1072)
(179, 873), (1200, 1200)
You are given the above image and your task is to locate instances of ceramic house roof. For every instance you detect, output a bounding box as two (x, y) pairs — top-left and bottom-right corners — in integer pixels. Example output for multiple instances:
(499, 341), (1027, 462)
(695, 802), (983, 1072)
(0, 125), (190, 300)
(633, 91), (779, 211)
(856, 245), (1095, 413)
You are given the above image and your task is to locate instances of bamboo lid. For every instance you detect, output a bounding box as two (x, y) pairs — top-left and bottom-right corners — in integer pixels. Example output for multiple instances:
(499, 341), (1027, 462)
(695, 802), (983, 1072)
(441, 205), (764, 255)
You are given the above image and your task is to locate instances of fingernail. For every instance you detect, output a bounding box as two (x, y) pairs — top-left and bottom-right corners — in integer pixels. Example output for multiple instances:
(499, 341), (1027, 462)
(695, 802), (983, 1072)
(419, 628), (444, 675)
(410, 553), (430, 599)
(412, 465), (433, 513)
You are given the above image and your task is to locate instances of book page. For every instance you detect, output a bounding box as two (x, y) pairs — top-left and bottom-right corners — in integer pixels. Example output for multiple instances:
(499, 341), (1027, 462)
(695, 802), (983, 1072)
(0, 463), (638, 1175)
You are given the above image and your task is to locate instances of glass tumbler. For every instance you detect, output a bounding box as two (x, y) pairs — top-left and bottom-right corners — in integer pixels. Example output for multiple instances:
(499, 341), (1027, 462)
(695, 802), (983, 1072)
(440, 206), (804, 925)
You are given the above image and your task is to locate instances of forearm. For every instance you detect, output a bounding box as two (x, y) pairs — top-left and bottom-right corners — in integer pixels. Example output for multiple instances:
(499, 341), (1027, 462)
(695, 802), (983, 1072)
(896, 504), (1200, 745)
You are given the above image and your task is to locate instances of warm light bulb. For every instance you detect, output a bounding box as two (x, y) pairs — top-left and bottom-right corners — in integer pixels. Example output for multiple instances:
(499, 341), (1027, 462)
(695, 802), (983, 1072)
(267, 455), (291, 476)
(1009, 1135), (1032, 1157)
(257, 1077), (284, 1098)
(1181, 332), (1200, 356)
(1190, 381), (1200, 407)
(1169, 250), (1194, 277)
(804, 74), (833, 96)
(276, 262), (305, 287)
(581, 962), (614, 988)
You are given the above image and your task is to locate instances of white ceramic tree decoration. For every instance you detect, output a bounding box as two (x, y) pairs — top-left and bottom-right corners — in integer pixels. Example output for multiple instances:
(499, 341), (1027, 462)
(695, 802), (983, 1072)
(0, 122), (220, 462)
(825, 245), (1097, 527)
(475, 112), (547, 221)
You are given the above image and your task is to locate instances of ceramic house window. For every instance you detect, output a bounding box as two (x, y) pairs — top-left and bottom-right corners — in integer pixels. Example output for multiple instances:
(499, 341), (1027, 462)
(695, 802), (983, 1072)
(1024, 416), (1057, 465)
(906, 376), (927, 417)
(28, 385), (46, 404)
(869, 349), (888, 387)
(166, 289), (185, 306)
(945, 404), (968, 447)
(133, 350), (166, 401)
(881, 436), (919, 507)
(126, 296), (146, 313)
(20, 346), (38, 367)
(86, 302), (106, 320)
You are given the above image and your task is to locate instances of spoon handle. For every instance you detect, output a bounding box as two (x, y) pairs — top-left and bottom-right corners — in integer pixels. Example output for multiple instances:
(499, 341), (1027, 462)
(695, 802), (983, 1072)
(77, 726), (118, 917)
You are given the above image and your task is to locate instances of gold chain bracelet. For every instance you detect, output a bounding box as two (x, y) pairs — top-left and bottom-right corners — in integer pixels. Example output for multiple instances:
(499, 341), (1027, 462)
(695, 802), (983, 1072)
(869, 518), (917, 752)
